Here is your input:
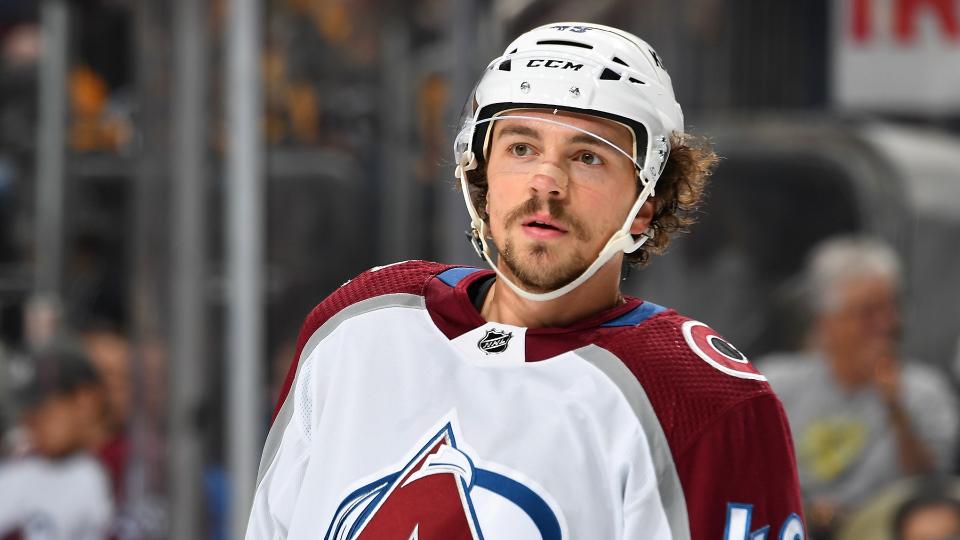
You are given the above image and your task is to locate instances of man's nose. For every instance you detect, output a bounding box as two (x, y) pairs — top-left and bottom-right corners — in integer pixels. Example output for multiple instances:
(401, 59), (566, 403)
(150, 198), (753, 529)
(528, 159), (569, 198)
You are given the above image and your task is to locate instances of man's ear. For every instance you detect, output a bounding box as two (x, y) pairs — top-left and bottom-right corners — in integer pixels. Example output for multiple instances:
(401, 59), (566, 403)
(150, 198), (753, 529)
(629, 199), (655, 236)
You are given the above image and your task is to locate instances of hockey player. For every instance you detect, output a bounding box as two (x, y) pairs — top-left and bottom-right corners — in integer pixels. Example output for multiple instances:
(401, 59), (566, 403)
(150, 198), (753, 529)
(247, 22), (804, 539)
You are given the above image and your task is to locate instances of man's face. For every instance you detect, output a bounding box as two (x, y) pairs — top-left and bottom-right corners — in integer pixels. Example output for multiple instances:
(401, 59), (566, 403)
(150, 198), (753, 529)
(484, 110), (640, 292)
(820, 275), (900, 378)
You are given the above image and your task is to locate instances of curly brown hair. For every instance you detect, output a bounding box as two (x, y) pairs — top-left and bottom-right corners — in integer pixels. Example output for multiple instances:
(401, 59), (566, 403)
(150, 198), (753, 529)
(464, 132), (719, 267)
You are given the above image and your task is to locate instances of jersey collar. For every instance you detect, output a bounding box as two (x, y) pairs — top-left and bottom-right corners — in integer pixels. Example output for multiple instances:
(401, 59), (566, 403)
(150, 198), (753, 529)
(425, 266), (650, 361)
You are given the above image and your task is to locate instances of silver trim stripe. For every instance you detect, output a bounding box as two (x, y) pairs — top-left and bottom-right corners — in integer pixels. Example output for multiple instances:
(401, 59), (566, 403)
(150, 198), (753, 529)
(575, 344), (691, 540)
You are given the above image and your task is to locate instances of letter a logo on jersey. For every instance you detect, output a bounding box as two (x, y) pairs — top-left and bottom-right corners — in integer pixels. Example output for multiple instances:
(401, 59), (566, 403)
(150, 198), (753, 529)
(324, 415), (565, 540)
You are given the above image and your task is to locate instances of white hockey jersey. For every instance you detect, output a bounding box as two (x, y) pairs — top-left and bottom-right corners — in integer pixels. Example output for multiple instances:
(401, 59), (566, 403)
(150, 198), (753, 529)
(246, 262), (803, 540)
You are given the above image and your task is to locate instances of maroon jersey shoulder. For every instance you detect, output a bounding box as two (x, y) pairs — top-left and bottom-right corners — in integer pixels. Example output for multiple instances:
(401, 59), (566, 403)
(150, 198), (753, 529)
(301, 260), (452, 330)
(272, 260), (455, 421)
(593, 310), (774, 457)
(595, 310), (803, 538)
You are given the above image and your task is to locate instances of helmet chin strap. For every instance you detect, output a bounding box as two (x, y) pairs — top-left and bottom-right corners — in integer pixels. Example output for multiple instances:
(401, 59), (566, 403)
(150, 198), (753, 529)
(456, 152), (658, 303)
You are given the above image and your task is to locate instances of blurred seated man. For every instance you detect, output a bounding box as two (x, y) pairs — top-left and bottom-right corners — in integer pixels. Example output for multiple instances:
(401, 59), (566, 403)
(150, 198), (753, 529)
(761, 236), (959, 534)
(0, 346), (113, 539)
(894, 489), (960, 540)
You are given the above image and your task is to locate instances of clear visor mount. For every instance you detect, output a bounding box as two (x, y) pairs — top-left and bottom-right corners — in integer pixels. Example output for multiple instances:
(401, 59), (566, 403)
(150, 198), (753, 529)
(454, 114), (666, 302)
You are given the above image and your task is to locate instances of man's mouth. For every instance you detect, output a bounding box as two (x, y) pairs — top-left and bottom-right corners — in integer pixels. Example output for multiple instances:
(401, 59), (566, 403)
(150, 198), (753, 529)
(521, 215), (568, 235)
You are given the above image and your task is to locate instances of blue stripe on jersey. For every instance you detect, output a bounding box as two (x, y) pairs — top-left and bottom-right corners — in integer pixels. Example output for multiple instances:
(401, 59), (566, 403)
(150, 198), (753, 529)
(437, 267), (483, 287)
(601, 301), (667, 327)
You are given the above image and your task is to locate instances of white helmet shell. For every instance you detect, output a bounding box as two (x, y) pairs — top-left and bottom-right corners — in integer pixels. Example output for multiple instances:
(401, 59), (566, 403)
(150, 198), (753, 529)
(458, 22), (683, 183)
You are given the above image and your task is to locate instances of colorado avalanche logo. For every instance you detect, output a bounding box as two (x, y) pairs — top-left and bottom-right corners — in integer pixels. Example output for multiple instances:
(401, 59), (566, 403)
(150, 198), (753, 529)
(324, 417), (565, 540)
(477, 329), (513, 355)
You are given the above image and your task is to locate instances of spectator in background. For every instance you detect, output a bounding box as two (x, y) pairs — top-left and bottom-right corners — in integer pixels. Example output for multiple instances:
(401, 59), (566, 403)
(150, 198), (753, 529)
(0, 346), (113, 539)
(761, 236), (959, 535)
(894, 489), (960, 540)
(79, 325), (130, 503)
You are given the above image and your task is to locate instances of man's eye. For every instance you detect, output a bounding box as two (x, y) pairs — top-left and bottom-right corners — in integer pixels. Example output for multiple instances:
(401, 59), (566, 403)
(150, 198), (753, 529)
(579, 152), (604, 165)
(510, 143), (532, 157)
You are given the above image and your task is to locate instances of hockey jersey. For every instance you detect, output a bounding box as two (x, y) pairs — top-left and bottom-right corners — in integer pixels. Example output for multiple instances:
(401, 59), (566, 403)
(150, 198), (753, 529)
(246, 261), (804, 539)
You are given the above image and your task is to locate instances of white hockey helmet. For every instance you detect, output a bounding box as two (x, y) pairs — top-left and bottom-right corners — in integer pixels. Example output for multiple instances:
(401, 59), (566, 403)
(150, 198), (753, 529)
(454, 22), (685, 302)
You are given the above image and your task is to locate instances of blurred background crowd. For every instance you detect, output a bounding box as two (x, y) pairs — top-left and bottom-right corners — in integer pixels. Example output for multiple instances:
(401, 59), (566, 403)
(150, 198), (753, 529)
(0, 0), (959, 538)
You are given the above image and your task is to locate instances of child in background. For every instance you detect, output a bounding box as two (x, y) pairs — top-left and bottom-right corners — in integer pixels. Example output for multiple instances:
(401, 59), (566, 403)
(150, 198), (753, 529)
(0, 346), (113, 539)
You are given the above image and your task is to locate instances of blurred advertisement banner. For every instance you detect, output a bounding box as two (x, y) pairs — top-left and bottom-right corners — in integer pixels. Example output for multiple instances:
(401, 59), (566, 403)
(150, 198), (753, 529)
(833, 0), (960, 113)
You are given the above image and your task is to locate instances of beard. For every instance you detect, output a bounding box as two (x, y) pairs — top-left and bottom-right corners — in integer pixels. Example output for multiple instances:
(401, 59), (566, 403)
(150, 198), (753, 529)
(494, 196), (592, 293)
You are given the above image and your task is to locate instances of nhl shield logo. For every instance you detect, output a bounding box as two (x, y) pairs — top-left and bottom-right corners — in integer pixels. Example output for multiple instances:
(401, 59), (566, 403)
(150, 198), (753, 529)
(477, 328), (513, 354)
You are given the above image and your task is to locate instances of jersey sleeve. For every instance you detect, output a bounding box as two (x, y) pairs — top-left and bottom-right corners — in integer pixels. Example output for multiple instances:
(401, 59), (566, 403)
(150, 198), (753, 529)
(676, 393), (805, 539)
(246, 349), (315, 539)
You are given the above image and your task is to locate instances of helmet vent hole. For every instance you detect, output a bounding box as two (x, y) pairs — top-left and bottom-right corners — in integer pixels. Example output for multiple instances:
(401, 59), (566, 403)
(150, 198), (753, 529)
(509, 48), (518, 54)
(498, 60), (512, 71)
(629, 77), (645, 84)
(536, 39), (593, 49)
(600, 68), (621, 81)
(613, 57), (629, 67)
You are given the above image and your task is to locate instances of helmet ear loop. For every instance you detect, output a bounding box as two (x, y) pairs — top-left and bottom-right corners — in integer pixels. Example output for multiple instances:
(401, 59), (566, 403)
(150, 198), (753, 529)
(456, 153), (494, 263)
(636, 139), (673, 245)
(621, 169), (658, 253)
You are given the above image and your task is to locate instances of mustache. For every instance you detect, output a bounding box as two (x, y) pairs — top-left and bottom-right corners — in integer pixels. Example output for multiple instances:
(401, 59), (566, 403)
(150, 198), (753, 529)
(503, 197), (588, 241)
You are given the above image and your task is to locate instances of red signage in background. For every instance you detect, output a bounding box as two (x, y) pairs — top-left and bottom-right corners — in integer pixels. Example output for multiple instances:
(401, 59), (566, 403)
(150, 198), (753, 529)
(852, 0), (960, 42)
(834, 0), (960, 112)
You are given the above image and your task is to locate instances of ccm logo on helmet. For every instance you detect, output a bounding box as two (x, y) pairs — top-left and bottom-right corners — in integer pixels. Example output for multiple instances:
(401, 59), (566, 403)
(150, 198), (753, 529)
(526, 59), (585, 71)
(681, 320), (766, 381)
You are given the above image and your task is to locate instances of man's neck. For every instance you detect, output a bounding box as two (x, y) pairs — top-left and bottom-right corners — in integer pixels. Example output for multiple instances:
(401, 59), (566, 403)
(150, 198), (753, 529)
(479, 260), (624, 328)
